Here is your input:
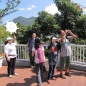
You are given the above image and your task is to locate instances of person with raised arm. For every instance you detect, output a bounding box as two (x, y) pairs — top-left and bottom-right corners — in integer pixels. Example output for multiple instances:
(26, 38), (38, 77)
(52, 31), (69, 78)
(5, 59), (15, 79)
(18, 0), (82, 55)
(59, 30), (76, 79)
(47, 36), (61, 84)
(4, 33), (18, 78)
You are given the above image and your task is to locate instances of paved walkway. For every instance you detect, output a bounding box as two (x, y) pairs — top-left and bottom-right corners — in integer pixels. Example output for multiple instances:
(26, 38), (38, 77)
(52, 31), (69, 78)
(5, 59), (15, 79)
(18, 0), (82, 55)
(0, 66), (86, 86)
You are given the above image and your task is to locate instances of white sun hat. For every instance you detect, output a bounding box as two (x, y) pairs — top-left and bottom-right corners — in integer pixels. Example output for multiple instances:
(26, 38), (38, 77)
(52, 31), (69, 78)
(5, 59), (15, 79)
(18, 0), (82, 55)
(7, 37), (13, 41)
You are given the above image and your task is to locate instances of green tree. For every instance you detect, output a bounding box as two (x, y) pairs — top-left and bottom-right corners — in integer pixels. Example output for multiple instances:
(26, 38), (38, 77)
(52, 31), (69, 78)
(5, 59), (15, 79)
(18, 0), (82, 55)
(0, 0), (20, 23)
(16, 23), (33, 44)
(0, 25), (11, 43)
(32, 11), (60, 41)
(54, 0), (86, 44)
(16, 23), (28, 44)
(75, 14), (86, 39)
(54, 0), (82, 30)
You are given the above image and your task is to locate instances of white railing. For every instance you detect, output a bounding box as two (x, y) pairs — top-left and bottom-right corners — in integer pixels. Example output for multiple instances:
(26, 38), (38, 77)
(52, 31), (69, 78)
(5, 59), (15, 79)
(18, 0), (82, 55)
(16, 44), (29, 60)
(71, 44), (86, 65)
(0, 44), (29, 60)
(0, 44), (86, 64)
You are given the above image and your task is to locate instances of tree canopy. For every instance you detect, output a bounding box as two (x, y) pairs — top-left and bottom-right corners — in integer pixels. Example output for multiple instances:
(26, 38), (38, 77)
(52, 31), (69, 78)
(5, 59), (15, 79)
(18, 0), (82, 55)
(0, 0), (20, 23)
(0, 25), (11, 44)
(54, 0), (86, 41)
(54, 0), (83, 30)
(0, 0), (86, 44)
(32, 11), (60, 41)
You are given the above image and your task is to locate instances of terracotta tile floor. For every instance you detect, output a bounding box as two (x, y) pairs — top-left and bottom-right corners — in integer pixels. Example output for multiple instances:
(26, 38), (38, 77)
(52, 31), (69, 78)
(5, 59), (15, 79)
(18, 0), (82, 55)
(0, 66), (86, 86)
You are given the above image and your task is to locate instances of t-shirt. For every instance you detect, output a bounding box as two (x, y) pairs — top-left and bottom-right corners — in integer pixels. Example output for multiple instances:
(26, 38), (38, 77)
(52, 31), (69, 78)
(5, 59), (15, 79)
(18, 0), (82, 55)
(32, 46), (45, 64)
(60, 36), (72, 57)
(4, 43), (17, 58)
(28, 38), (35, 51)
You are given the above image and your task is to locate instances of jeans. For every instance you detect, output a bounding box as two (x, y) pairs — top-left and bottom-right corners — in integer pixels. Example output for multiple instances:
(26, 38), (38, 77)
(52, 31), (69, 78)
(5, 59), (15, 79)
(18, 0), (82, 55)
(47, 65), (55, 80)
(56, 55), (58, 67)
(29, 51), (34, 66)
(6, 58), (16, 75)
(35, 63), (43, 86)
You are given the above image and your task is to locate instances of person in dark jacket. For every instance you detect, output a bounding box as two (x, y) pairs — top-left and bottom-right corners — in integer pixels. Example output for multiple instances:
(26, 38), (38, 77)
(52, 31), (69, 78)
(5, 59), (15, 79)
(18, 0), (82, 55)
(47, 36), (61, 84)
(26, 33), (36, 68)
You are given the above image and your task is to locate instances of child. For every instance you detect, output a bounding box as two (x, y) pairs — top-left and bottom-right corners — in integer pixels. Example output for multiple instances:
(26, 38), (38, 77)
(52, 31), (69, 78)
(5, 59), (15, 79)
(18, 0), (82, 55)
(47, 36), (61, 84)
(32, 38), (45, 86)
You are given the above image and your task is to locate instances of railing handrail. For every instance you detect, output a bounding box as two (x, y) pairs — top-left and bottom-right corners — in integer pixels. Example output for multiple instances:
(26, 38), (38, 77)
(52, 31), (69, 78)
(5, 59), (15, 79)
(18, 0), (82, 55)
(0, 44), (86, 64)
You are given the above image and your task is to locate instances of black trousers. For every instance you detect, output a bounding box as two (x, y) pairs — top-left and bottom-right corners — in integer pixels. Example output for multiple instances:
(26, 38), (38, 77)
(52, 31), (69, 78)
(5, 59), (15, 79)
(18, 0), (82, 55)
(29, 51), (34, 66)
(6, 58), (16, 76)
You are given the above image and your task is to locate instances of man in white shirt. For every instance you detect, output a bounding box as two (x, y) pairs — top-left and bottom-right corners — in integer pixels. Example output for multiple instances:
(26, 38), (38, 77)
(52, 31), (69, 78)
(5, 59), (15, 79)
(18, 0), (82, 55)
(4, 33), (18, 78)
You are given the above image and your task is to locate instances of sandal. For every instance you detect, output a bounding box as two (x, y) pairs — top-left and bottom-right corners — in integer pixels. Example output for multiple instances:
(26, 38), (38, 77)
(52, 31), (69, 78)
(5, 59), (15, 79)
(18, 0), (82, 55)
(47, 80), (50, 84)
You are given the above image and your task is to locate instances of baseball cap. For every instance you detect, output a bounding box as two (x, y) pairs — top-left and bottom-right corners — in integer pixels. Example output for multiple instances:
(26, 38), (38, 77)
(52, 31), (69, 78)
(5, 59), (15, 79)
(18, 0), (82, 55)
(7, 37), (13, 41)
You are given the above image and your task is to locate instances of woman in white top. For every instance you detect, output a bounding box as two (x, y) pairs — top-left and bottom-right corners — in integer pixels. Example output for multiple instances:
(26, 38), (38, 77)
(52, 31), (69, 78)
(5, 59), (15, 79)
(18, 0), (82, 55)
(4, 33), (18, 78)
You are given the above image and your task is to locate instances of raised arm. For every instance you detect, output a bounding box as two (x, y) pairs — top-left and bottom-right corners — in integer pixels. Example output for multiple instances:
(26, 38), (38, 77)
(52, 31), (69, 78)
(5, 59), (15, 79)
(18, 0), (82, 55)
(12, 33), (17, 43)
(67, 30), (76, 39)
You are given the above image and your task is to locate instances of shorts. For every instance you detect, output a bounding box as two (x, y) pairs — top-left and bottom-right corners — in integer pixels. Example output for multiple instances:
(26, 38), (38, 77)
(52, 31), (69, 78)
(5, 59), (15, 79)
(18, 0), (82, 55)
(60, 56), (70, 70)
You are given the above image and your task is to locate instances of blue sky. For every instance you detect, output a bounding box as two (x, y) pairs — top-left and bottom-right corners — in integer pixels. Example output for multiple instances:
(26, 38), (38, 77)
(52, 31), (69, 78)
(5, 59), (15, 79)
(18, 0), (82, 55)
(1, 0), (86, 24)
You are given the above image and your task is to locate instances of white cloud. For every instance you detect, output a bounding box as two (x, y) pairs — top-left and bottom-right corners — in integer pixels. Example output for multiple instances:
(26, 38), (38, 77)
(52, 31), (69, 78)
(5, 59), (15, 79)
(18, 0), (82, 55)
(45, 4), (60, 15)
(31, 5), (36, 8)
(18, 5), (36, 11)
(27, 7), (32, 10)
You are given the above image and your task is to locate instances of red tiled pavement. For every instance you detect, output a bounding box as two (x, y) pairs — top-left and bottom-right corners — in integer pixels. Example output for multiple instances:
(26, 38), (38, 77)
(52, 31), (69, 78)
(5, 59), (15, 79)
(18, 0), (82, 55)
(0, 66), (86, 86)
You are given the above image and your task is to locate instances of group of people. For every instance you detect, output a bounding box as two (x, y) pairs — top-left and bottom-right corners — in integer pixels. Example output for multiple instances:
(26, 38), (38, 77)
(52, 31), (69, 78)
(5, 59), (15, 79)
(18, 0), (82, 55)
(26, 30), (76, 86)
(4, 30), (76, 86)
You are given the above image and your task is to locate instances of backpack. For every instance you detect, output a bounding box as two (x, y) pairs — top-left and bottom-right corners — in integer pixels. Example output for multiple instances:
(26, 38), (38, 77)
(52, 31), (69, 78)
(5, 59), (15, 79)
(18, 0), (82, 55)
(37, 46), (45, 64)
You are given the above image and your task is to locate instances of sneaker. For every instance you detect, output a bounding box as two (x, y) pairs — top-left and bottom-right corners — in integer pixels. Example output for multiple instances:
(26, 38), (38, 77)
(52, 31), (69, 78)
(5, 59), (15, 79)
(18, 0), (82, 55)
(52, 77), (56, 80)
(14, 73), (18, 76)
(31, 66), (34, 69)
(47, 80), (50, 84)
(59, 74), (66, 79)
(9, 75), (12, 78)
(65, 72), (71, 77)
